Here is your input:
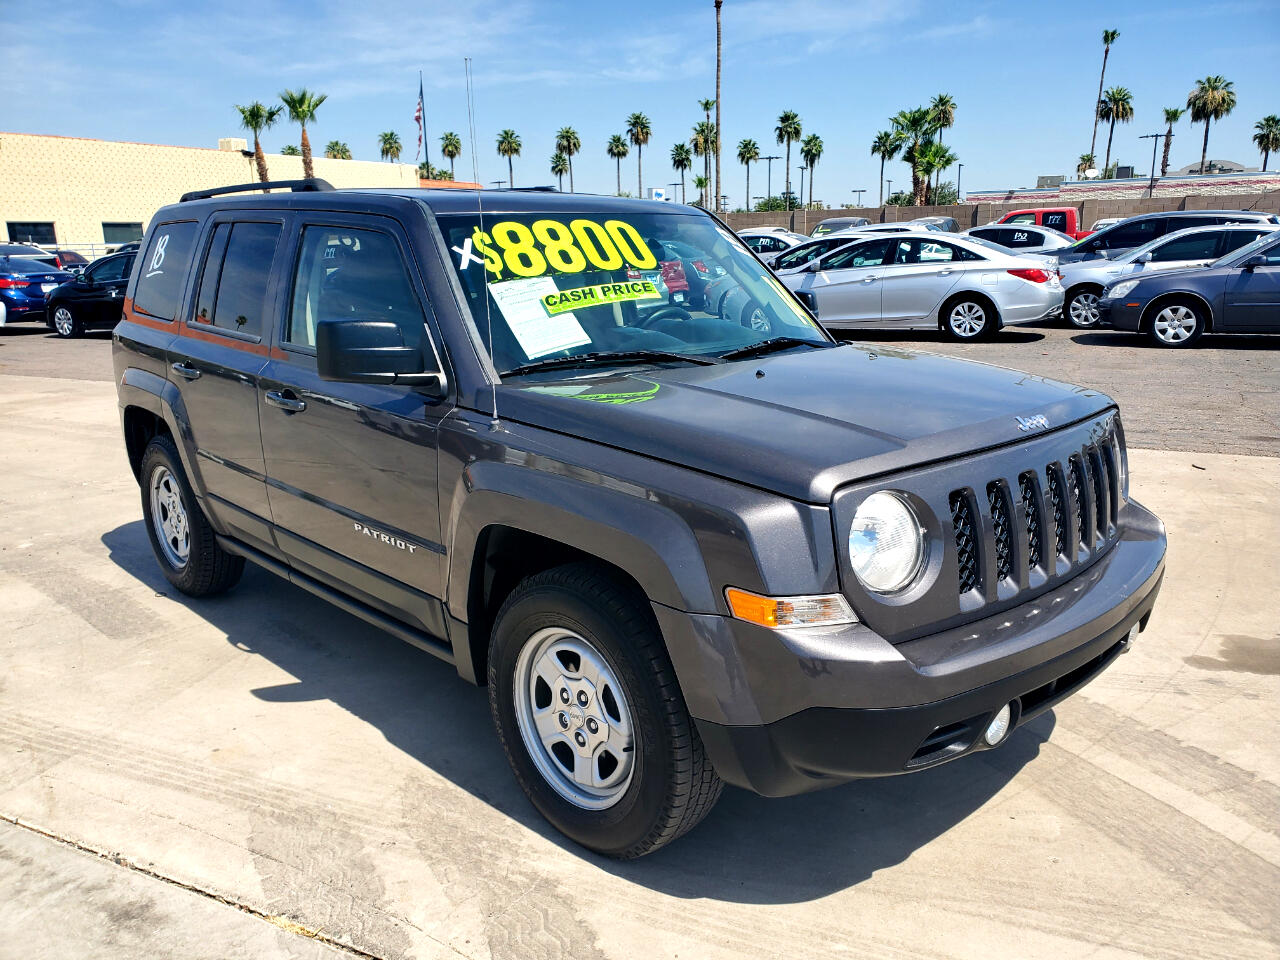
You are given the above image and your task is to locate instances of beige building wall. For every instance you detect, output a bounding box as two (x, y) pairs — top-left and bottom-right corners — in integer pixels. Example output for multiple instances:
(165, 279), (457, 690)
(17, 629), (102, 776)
(0, 132), (422, 247)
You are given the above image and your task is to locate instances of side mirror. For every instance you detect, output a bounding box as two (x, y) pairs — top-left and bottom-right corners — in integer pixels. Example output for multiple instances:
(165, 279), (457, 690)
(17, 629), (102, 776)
(315, 318), (445, 395)
(807, 259), (824, 272)
(1242, 254), (1266, 271)
(75, 273), (90, 285)
(1136, 251), (1153, 263)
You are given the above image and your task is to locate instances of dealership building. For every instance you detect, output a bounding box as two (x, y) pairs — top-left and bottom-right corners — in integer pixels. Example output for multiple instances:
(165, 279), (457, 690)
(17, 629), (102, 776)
(1, 131), (475, 253)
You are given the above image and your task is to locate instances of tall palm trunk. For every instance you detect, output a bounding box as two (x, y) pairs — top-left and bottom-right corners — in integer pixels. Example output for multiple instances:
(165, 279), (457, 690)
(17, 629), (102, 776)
(783, 140), (791, 205)
(253, 136), (269, 183)
(1090, 47), (1110, 159)
(636, 146), (642, 197)
(1264, 148), (1271, 172)
(715, 0), (723, 212)
(301, 126), (314, 179)
(808, 167), (814, 208)
(1104, 118), (1117, 175)
(681, 170), (687, 204)
(568, 159), (574, 193)
(1199, 120), (1211, 174)
(1161, 126), (1174, 176)
(616, 158), (622, 196)
(744, 164), (750, 212)
(449, 157), (456, 179)
(508, 156), (514, 188)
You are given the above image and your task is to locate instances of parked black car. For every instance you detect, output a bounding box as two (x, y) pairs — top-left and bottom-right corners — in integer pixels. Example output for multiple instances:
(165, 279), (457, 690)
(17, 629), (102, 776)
(45, 250), (136, 337)
(1056, 210), (1280, 265)
(113, 179), (1166, 857)
(811, 216), (871, 236)
(1097, 230), (1280, 346)
(0, 256), (74, 328)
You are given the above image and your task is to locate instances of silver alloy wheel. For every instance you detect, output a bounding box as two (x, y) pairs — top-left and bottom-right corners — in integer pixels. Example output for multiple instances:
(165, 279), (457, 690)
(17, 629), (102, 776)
(747, 306), (770, 332)
(1068, 291), (1100, 328)
(149, 465), (190, 568)
(513, 626), (635, 810)
(1152, 304), (1198, 344)
(53, 306), (75, 337)
(948, 301), (987, 338)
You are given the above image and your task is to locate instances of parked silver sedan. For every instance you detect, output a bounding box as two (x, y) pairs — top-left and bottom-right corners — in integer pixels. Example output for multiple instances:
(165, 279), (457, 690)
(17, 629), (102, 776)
(1060, 223), (1280, 328)
(779, 231), (1063, 340)
(964, 223), (1075, 257)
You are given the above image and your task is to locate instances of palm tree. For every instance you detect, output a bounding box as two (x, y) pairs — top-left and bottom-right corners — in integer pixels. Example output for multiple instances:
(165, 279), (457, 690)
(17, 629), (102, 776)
(891, 107), (933, 204)
(1160, 108), (1184, 176)
(606, 134), (629, 195)
(737, 138), (759, 214)
(1097, 86), (1134, 176)
(692, 175), (709, 208)
(930, 93), (957, 145)
(690, 121), (716, 206)
(775, 110), (802, 205)
(234, 101), (282, 182)
(281, 144), (300, 156)
(627, 112), (651, 197)
(550, 152), (569, 191)
(698, 98), (716, 209)
(1254, 115), (1280, 172)
(917, 142), (957, 203)
(671, 142), (693, 203)
(800, 134), (823, 208)
(440, 131), (462, 180)
(378, 131), (403, 162)
(1089, 30), (1120, 162)
(496, 129), (521, 187)
(555, 126), (581, 192)
(325, 140), (351, 160)
(871, 130), (903, 205)
(1187, 75), (1236, 174)
(714, 0), (724, 211)
(1077, 153), (1096, 177)
(279, 88), (327, 179)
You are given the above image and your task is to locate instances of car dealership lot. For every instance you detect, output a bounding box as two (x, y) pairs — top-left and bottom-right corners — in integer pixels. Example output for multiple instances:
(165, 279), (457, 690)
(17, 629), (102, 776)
(1, 330), (1278, 958)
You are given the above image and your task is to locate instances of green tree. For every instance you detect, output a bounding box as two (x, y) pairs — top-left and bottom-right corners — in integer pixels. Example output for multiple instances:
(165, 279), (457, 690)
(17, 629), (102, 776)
(930, 93), (957, 144)
(1097, 86), (1134, 176)
(891, 107), (933, 204)
(281, 144), (300, 156)
(234, 101), (283, 183)
(1089, 30), (1120, 161)
(606, 134), (629, 195)
(627, 112), (652, 197)
(1187, 75), (1236, 174)
(417, 160), (448, 180)
(690, 121), (716, 206)
(440, 131), (462, 180)
(1077, 153), (1096, 177)
(800, 134), (823, 208)
(692, 175), (709, 208)
(871, 130), (903, 205)
(918, 141), (957, 203)
(929, 180), (959, 205)
(279, 87), (327, 179)
(671, 142), (693, 203)
(1254, 115), (1280, 172)
(885, 190), (913, 206)
(555, 126), (580, 192)
(1161, 108), (1184, 176)
(775, 110), (802, 207)
(737, 138), (759, 215)
(378, 131), (403, 162)
(324, 140), (350, 160)
(698, 98), (716, 208)
(550, 152), (569, 191)
(496, 129), (522, 187)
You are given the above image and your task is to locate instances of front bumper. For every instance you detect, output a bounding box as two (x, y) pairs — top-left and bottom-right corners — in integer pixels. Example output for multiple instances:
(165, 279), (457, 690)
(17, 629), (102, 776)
(656, 498), (1166, 796)
(1097, 296), (1145, 332)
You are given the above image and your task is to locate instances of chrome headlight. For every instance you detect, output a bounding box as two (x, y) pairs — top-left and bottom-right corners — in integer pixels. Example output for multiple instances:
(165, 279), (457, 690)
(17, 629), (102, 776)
(848, 492), (926, 594)
(1108, 278), (1140, 299)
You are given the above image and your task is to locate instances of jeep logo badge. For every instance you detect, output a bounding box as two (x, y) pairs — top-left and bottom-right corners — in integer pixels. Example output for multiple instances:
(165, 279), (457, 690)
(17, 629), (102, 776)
(1016, 414), (1050, 432)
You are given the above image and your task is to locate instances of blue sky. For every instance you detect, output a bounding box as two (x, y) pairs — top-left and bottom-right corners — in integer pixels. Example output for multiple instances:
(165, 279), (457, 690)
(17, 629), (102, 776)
(10, 0), (1280, 205)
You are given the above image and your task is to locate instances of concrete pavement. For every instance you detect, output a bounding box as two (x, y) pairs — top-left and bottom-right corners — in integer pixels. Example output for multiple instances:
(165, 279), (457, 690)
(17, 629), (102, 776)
(0, 373), (1277, 959)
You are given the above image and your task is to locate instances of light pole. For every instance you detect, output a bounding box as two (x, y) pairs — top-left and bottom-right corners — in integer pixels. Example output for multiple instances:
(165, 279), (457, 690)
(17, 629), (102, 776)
(851, 188), (866, 207)
(885, 179), (893, 201)
(668, 182), (680, 204)
(761, 155), (780, 204)
(956, 163), (964, 202)
(1138, 133), (1163, 197)
(798, 165), (807, 210)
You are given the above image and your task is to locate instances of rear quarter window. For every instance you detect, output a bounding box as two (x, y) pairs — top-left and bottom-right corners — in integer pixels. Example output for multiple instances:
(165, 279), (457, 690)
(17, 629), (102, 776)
(134, 221), (198, 320)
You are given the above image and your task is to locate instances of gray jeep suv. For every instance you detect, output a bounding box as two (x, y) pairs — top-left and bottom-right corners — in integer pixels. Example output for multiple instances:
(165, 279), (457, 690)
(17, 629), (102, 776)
(113, 180), (1166, 857)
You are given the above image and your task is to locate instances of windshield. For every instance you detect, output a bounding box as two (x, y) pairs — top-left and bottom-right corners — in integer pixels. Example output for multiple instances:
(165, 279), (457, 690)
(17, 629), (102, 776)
(1213, 230), (1280, 268)
(437, 209), (829, 376)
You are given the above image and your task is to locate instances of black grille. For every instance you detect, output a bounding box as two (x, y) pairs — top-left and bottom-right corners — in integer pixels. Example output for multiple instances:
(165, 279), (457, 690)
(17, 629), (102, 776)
(1046, 465), (1067, 558)
(950, 492), (979, 594)
(987, 482), (1013, 581)
(1069, 456), (1088, 545)
(1019, 473), (1042, 568)
(1089, 447), (1108, 537)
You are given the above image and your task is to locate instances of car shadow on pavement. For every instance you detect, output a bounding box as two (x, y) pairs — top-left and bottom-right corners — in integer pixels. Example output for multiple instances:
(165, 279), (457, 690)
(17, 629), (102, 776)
(1071, 331), (1278, 350)
(102, 519), (1049, 903)
(835, 329), (1046, 345)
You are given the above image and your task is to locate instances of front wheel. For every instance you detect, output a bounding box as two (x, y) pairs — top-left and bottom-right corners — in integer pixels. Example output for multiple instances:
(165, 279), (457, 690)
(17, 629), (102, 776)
(942, 295), (994, 340)
(488, 563), (722, 858)
(1065, 287), (1102, 328)
(51, 304), (82, 338)
(1147, 300), (1205, 348)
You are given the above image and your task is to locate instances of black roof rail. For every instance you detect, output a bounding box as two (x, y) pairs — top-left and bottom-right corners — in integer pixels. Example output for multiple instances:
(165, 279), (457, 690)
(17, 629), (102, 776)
(506, 185), (560, 192)
(179, 178), (335, 203)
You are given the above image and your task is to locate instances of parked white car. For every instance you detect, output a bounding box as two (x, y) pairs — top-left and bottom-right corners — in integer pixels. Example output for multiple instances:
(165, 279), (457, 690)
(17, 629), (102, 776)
(1060, 223), (1280, 328)
(737, 229), (809, 259)
(964, 224), (1075, 257)
(779, 231), (1063, 340)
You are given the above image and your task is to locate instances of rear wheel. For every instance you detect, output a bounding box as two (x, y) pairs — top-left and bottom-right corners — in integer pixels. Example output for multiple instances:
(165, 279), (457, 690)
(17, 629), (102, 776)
(1065, 287), (1102, 329)
(488, 563), (722, 858)
(1147, 299), (1205, 348)
(51, 304), (82, 338)
(942, 295), (994, 340)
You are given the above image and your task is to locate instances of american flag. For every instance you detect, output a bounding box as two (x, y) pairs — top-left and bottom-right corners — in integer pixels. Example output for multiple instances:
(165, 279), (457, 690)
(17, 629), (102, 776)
(414, 74), (425, 163)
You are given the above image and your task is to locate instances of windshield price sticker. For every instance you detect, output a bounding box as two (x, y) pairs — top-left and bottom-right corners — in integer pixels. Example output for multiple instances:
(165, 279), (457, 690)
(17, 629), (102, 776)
(541, 280), (661, 316)
(487, 276), (591, 359)
(468, 218), (658, 280)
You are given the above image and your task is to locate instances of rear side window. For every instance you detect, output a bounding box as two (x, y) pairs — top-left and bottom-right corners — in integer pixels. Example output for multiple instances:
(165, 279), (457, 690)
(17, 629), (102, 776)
(1220, 230), (1268, 256)
(1096, 218), (1162, 249)
(192, 222), (282, 338)
(1003, 229), (1042, 249)
(824, 238), (893, 269)
(1042, 211), (1069, 231)
(285, 224), (425, 350)
(135, 221), (198, 320)
(88, 255), (131, 282)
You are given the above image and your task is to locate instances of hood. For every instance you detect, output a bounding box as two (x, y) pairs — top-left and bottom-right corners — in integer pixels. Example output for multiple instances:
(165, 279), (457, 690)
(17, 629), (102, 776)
(498, 344), (1113, 503)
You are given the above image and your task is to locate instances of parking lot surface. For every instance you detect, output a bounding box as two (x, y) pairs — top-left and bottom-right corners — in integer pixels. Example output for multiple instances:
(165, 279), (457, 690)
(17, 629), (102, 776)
(1, 330), (1278, 958)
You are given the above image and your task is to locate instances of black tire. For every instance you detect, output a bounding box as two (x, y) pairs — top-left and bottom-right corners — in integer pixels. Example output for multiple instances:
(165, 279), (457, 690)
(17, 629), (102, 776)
(139, 435), (244, 596)
(1146, 298), (1206, 348)
(1064, 286), (1103, 329)
(50, 303), (83, 339)
(739, 298), (772, 334)
(488, 563), (722, 858)
(940, 294), (995, 341)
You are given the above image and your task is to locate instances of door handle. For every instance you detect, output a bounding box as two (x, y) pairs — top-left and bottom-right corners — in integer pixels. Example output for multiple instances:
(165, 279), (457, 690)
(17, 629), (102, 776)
(862, 275), (879, 283)
(265, 390), (307, 413)
(171, 361), (200, 380)
(937, 268), (954, 276)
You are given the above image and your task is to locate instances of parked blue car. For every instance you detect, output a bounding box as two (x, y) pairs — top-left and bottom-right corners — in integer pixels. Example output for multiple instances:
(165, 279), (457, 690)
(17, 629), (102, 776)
(0, 256), (75, 329)
(1097, 231), (1280, 347)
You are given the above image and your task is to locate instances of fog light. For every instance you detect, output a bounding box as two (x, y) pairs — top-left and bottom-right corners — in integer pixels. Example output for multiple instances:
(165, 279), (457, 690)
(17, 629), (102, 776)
(983, 703), (1013, 746)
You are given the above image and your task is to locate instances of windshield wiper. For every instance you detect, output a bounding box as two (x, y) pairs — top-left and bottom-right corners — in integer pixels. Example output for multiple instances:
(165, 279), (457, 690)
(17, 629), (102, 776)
(717, 336), (830, 361)
(503, 349), (720, 378)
